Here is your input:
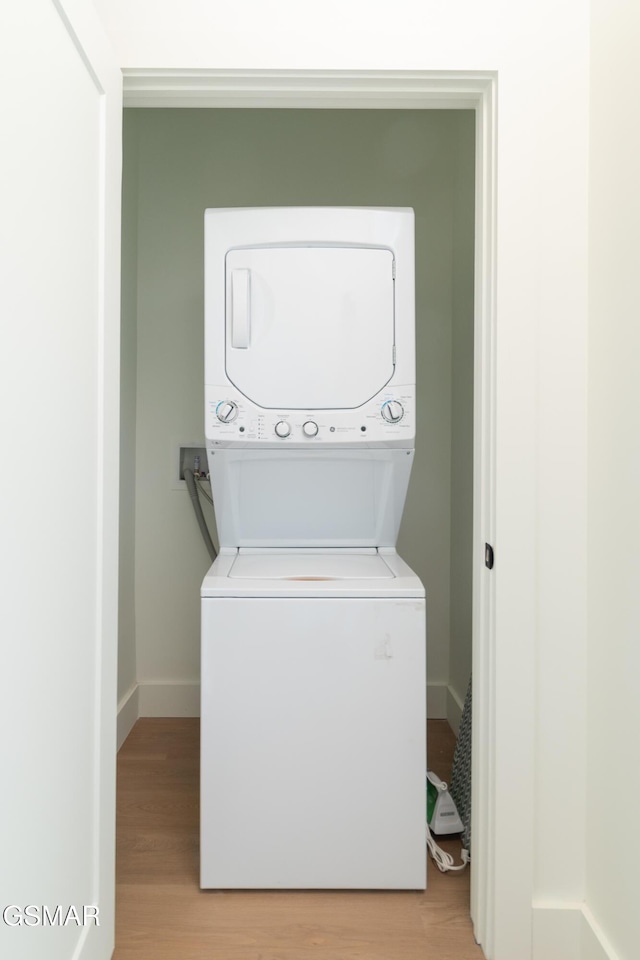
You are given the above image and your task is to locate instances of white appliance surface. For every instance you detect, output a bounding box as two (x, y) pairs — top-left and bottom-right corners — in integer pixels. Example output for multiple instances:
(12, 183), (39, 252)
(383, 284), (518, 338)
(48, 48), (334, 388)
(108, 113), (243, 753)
(201, 548), (424, 598)
(200, 595), (426, 890)
(200, 206), (424, 892)
(225, 245), (394, 410)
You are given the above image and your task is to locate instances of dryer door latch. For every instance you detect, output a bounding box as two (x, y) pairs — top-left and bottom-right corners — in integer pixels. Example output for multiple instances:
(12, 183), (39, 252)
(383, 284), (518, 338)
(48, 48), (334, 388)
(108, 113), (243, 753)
(484, 543), (494, 570)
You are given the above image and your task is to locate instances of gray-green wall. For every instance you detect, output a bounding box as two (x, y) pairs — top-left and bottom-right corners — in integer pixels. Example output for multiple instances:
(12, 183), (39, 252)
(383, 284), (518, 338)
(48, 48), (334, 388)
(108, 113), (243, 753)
(119, 108), (474, 712)
(117, 109), (139, 704)
(449, 113), (475, 708)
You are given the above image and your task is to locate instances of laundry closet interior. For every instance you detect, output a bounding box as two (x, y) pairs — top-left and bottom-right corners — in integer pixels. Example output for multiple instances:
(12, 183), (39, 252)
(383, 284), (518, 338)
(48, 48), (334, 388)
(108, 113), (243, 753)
(117, 106), (476, 894)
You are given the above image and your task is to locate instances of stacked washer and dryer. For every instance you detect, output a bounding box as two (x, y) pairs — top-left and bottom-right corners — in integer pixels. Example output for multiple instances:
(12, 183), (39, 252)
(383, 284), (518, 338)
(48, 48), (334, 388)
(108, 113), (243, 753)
(200, 207), (426, 890)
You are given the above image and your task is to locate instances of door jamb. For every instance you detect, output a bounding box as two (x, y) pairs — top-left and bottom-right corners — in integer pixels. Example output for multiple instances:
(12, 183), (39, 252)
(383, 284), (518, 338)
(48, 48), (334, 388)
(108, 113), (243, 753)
(121, 68), (513, 960)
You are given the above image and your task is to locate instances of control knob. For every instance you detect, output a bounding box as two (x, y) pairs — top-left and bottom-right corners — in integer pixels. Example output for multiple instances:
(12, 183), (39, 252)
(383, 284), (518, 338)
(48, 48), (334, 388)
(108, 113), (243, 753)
(302, 421), (319, 437)
(381, 400), (404, 423)
(275, 421), (291, 438)
(216, 400), (238, 423)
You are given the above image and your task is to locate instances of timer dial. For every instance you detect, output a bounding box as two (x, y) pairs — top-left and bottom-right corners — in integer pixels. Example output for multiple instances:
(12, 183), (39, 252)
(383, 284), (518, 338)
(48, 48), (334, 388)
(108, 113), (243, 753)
(381, 400), (404, 423)
(302, 421), (319, 437)
(216, 401), (238, 423)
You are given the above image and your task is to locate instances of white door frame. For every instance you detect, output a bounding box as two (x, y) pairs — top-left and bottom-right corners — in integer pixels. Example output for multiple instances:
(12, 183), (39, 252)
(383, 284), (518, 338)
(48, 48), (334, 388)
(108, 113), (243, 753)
(121, 69), (529, 960)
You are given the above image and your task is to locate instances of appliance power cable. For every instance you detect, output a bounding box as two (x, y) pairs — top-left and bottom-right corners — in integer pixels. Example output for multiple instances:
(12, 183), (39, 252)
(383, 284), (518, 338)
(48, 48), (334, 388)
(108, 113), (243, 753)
(425, 821), (470, 873)
(184, 466), (217, 562)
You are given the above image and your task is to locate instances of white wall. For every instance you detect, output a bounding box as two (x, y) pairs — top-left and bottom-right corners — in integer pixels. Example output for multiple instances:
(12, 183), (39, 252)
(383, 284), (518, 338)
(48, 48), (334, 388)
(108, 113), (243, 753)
(1, 2), (121, 958)
(95, 2), (592, 956)
(123, 108), (474, 705)
(586, 2), (640, 957)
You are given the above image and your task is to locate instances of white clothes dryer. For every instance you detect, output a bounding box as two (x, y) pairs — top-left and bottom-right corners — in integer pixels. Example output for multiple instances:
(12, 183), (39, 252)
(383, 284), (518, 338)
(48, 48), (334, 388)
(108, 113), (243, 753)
(200, 207), (426, 889)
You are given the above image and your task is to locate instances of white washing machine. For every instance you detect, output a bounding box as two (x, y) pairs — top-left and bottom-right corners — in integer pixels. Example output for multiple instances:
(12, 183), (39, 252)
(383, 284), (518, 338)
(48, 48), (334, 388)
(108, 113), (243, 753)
(200, 207), (426, 890)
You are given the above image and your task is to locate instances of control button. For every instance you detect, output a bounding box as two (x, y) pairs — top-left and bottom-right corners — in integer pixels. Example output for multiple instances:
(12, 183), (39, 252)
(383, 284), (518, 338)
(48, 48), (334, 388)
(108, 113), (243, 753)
(216, 400), (238, 423)
(274, 420), (291, 438)
(302, 421), (319, 438)
(381, 400), (404, 423)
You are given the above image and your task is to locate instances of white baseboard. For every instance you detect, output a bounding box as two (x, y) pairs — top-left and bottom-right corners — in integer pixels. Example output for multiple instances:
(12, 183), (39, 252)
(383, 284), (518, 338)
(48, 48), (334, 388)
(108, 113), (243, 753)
(533, 903), (584, 960)
(581, 905), (622, 960)
(532, 903), (621, 960)
(446, 684), (465, 734)
(138, 680), (200, 717)
(124, 680), (450, 722)
(117, 683), (139, 751)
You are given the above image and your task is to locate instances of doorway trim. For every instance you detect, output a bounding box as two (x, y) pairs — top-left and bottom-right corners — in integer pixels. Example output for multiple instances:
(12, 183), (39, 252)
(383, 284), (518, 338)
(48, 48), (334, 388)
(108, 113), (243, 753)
(122, 69), (524, 960)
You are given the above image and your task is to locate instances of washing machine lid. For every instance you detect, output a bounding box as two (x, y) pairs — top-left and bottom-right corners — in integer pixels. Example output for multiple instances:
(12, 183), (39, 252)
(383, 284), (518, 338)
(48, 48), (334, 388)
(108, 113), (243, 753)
(228, 550), (394, 581)
(208, 448), (414, 549)
(225, 245), (395, 409)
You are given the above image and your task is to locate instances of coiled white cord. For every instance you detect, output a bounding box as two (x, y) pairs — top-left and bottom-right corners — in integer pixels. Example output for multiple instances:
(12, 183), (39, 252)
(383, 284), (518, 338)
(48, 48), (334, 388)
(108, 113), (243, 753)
(426, 822), (470, 873)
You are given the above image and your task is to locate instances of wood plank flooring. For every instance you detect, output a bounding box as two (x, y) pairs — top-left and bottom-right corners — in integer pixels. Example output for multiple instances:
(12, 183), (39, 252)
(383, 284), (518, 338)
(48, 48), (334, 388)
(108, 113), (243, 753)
(115, 719), (482, 960)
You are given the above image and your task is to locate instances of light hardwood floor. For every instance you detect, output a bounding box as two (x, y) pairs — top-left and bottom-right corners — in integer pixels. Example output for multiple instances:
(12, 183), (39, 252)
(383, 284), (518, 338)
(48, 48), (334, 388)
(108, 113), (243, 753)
(115, 719), (482, 960)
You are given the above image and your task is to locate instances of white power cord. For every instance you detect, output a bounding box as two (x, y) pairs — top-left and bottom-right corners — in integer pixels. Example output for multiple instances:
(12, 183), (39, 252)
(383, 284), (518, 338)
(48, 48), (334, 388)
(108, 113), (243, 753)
(425, 821), (470, 873)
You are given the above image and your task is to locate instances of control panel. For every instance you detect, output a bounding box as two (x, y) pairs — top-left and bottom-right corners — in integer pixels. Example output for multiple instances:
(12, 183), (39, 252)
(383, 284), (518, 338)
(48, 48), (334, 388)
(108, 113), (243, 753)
(205, 384), (416, 449)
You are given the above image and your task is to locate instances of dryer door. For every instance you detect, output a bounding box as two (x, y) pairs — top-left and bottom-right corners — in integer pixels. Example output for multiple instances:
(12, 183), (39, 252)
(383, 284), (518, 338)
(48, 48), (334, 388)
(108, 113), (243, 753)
(225, 245), (395, 409)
